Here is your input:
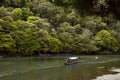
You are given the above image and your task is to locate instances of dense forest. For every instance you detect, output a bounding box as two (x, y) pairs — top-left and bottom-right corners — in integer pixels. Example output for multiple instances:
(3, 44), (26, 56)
(0, 0), (120, 56)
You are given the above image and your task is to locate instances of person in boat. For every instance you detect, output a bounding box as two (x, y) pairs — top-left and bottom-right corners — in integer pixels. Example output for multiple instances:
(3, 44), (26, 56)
(65, 57), (79, 65)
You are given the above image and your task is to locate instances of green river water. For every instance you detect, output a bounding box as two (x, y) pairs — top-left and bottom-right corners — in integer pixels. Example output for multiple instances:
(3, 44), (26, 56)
(0, 55), (120, 80)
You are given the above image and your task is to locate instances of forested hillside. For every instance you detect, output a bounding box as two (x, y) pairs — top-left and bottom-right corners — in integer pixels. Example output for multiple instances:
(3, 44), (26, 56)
(0, 0), (120, 56)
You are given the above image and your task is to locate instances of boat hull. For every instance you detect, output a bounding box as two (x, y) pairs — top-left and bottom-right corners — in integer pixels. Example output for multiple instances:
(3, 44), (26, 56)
(64, 61), (80, 65)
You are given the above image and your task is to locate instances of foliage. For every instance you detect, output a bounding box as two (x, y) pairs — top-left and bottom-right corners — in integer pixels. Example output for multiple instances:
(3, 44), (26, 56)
(0, 0), (120, 56)
(94, 30), (119, 52)
(12, 8), (23, 20)
(0, 33), (16, 54)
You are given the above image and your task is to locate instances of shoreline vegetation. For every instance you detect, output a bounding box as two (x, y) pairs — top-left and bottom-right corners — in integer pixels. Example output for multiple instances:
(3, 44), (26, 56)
(0, 52), (119, 58)
(0, 0), (120, 56)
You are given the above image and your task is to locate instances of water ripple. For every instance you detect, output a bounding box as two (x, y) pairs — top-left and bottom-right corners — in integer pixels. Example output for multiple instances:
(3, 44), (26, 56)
(0, 64), (62, 78)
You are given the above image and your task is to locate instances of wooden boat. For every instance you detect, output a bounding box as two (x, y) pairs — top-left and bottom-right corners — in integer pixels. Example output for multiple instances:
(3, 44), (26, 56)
(65, 57), (79, 65)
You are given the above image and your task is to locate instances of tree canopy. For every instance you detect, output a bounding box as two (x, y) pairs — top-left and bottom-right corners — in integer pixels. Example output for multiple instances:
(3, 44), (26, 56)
(0, 0), (120, 56)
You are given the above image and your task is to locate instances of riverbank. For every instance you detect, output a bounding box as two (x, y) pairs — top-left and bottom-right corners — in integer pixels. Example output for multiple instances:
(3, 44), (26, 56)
(93, 68), (120, 80)
(1, 50), (119, 58)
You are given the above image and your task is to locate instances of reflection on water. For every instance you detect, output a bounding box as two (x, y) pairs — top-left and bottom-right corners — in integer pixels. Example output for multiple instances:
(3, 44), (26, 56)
(0, 55), (120, 80)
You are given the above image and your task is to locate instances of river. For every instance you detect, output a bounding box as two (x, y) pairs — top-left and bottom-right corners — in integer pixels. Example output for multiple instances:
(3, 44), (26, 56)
(0, 55), (120, 80)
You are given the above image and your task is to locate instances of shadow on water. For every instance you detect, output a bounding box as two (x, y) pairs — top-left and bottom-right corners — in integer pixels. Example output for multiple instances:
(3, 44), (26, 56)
(0, 55), (120, 80)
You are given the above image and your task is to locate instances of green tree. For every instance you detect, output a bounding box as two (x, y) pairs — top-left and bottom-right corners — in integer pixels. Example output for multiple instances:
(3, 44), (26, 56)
(21, 8), (33, 20)
(0, 6), (11, 18)
(10, 20), (41, 55)
(58, 32), (74, 53)
(84, 16), (107, 34)
(0, 33), (16, 55)
(12, 8), (23, 20)
(46, 36), (63, 53)
(73, 29), (99, 54)
(94, 30), (119, 53)
(27, 16), (50, 31)
(58, 22), (75, 33)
